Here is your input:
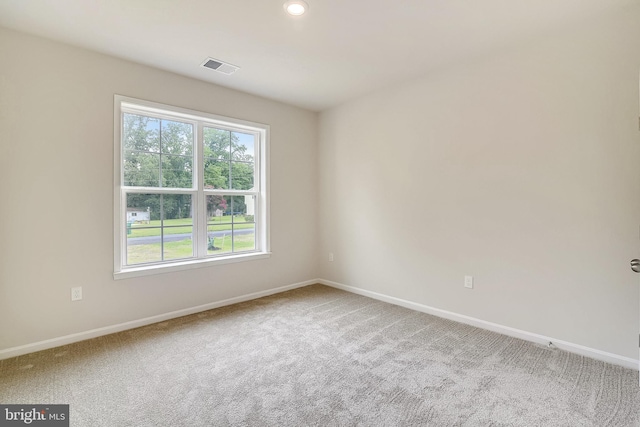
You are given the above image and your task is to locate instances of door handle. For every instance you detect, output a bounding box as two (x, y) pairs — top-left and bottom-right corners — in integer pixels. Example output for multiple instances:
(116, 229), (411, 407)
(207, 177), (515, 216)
(631, 259), (640, 273)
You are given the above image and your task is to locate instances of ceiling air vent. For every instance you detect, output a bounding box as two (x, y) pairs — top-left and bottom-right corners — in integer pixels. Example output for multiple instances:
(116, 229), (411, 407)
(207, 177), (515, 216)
(201, 57), (240, 75)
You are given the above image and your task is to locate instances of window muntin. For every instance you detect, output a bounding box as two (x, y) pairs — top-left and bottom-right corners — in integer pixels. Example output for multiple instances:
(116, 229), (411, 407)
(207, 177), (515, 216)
(114, 96), (269, 276)
(125, 193), (194, 265)
(203, 127), (256, 190)
(123, 113), (195, 188)
(206, 195), (256, 256)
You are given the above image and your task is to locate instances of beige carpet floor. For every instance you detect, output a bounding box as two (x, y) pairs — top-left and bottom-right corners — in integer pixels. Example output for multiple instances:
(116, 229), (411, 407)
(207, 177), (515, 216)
(1, 284), (639, 426)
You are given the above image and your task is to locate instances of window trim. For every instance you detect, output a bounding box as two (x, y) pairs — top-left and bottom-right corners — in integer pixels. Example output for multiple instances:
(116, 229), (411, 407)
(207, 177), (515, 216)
(113, 95), (270, 280)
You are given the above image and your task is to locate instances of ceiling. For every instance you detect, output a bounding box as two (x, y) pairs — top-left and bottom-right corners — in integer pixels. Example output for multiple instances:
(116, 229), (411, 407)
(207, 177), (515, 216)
(0, 0), (634, 111)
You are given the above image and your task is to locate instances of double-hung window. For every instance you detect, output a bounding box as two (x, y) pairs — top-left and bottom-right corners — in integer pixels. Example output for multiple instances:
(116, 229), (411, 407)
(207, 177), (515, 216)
(114, 96), (269, 278)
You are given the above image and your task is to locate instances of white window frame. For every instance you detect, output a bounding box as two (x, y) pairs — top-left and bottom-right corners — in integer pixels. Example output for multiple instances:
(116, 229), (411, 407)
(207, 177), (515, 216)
(113, 95), (270, 279)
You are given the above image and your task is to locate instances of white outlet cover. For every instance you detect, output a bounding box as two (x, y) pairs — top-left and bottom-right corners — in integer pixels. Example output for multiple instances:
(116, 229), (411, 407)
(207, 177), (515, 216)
(464, 276), (473, 289)
(71, 286), (82, 301)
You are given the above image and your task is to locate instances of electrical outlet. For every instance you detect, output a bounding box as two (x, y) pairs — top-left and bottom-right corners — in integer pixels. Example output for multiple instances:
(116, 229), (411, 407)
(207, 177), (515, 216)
(464, 276), (473, 289)
(71, 286), (82, 301)
(329, 252), (334, 262)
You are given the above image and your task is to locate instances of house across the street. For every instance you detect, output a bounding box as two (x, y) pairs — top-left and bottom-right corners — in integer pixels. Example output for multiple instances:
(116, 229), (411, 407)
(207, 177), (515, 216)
(126, 208), (150, 223)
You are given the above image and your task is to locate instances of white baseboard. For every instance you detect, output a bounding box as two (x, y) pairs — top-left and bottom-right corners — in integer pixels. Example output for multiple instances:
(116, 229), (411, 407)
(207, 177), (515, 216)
(0, 279), (317, 361)
(4, 278), (637, 371)
(318, 279), (639, 371)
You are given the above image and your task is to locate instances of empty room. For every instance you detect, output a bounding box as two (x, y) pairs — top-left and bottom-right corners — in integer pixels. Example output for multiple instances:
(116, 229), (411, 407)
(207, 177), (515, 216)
(1, 0), (640, 425)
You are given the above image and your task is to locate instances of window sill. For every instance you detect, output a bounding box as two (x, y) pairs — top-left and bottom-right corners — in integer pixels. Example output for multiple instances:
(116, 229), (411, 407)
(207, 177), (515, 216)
(113, 252), (271, 280)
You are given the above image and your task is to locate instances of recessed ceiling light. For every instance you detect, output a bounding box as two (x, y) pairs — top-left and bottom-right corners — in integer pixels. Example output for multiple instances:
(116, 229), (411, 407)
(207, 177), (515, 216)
(284, 0), (308, 16)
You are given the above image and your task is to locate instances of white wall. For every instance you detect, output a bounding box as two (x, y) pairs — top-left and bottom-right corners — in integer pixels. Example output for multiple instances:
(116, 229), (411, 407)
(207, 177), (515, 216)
(319, 6), (640, 359)
(2, 5), (640, 361)
(0, 28), (318, 351)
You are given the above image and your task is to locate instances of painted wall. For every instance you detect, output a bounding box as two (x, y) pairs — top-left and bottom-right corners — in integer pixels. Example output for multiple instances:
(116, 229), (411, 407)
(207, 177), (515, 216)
(318, 6), (640, 359)
(2, 6), (640, 361)
(0, 28), (319, 351)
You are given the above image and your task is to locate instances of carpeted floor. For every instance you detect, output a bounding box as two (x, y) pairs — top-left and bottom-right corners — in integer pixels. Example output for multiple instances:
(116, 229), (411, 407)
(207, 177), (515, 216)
(1, 284), (639, 426)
